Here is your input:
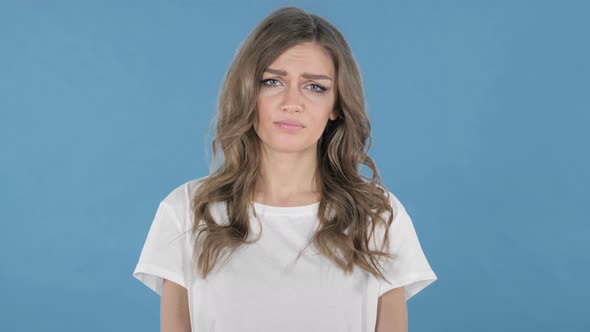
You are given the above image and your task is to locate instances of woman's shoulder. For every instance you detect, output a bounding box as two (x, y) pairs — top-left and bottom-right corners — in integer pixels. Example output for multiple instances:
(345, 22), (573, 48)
(160, 175), (230, 226)
(155, 176), (209, 225)
(160, 176), (208, 206)
(373, 182), (405, 219)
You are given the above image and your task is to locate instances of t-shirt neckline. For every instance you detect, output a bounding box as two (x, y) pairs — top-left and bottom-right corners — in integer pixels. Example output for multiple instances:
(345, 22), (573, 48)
(252, 200), (320, 215)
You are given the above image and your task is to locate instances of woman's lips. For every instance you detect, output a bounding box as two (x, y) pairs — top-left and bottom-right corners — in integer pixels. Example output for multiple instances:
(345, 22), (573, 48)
(274, 122), (304, 132)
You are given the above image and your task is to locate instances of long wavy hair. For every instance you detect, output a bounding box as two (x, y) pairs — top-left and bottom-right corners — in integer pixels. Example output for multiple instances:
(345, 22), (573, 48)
(191, 6), (397, 282)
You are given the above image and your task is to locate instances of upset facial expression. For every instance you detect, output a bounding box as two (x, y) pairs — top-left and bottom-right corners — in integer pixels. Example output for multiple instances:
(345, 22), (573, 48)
(254, 41), (337, 155)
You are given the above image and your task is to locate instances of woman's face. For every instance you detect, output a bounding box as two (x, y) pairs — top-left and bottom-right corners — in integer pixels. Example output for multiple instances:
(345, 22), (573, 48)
(254, 41), (337, 155)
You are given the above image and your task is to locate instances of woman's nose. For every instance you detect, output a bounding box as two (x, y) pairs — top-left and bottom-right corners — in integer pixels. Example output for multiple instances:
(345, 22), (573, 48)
(281, 85), (304, 111)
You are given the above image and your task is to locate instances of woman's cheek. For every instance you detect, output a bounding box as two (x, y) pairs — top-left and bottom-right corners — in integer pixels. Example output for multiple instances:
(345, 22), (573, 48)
(259, 87), (282, 97)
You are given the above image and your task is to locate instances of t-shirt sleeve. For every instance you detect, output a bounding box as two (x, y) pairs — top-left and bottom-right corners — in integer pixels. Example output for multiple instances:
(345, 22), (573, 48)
(377, 193), (438, 301)
(132, 201), (191, 296)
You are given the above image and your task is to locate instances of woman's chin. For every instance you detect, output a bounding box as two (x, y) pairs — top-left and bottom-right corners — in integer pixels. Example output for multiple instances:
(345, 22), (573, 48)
(263, 142), (315, 154)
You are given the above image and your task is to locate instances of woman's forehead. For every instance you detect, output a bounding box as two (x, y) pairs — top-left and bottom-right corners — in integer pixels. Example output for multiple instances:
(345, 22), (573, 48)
(267, 42), (334, 76)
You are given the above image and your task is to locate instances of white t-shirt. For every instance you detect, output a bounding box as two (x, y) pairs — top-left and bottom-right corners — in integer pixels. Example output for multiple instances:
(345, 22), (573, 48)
(133, 176), (437, 331)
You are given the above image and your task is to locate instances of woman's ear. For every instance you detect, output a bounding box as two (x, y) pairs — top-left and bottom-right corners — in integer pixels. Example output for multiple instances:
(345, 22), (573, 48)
(329, 109), (338, 121)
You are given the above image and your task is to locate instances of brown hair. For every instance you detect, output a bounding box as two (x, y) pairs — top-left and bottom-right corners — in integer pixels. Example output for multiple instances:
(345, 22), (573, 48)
(191, 6), (397, 282)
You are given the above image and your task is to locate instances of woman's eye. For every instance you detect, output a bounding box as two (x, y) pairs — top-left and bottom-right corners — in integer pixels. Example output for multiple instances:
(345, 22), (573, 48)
(260, 79), (326, 93)
(308, 83), (327, 93)
(260, 78), (281, 87)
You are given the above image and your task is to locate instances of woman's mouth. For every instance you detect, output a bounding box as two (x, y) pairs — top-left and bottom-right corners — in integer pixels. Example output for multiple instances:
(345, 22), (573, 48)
(274, 122), (305, 132)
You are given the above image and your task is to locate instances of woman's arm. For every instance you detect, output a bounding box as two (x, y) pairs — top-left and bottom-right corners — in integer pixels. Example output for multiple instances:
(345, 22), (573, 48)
(161, 278), (191, 332)
(375, 287), (408, 332)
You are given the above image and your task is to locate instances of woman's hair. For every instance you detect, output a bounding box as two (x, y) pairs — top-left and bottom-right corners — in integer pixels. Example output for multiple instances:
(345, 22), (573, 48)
(191, 6), (396, 282)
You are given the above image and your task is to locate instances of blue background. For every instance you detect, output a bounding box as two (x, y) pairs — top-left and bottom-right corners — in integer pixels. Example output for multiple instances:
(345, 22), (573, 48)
(1, 0), (588, 331)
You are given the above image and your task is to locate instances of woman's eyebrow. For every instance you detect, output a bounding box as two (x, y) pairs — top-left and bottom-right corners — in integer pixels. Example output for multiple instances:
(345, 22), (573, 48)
(264, 68), (332, 81)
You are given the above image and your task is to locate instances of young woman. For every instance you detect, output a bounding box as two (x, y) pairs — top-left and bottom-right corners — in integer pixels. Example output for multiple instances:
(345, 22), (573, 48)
(133, 6), (437, 332)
